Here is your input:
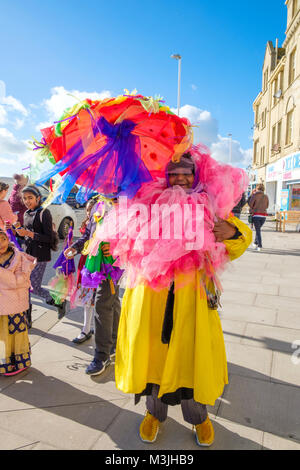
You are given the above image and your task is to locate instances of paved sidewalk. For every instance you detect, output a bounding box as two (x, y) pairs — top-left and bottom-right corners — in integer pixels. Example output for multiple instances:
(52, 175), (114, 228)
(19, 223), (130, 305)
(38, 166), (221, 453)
(0, 217), (299, 450)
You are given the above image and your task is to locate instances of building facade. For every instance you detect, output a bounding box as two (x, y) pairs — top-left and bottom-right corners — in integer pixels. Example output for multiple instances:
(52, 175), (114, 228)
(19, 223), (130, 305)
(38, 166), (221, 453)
(252, 0), (300, 213)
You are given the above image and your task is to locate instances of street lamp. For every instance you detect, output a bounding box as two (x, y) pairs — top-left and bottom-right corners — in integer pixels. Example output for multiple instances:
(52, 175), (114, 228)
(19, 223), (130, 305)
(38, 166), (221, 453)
(228, 133), (232, 164)
(171, 54), (182, 116)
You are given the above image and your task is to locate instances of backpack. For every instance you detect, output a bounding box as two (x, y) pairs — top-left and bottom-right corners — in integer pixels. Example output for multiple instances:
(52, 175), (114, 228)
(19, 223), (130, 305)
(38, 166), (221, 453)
(37, 208), (59, 252)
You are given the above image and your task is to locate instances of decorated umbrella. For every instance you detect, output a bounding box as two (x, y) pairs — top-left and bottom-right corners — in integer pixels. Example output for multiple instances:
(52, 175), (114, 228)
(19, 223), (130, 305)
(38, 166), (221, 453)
(33, 92), (192, 204)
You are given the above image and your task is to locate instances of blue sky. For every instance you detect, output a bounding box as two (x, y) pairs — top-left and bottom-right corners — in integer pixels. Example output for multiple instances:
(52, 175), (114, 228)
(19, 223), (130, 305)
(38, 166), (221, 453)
(0, 0), (286, 176)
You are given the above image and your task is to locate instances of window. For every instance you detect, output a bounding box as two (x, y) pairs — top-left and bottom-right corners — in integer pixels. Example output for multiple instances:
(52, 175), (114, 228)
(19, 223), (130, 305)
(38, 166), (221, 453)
(277, 120), (282, 146)
(253, 140), (259, 164)
(260, 146), (265, 165)
(273, 77), (278, 106)
(292, 0), (298, 18)
(255, 105), (260, 125)
(261, 108), (267, 129)
(286, 110), (294, 145)
(263, 69), (269, 91)
(272, 125), (277, 148)
(289, 49), (296, 85)
(279, 70), (283, 92)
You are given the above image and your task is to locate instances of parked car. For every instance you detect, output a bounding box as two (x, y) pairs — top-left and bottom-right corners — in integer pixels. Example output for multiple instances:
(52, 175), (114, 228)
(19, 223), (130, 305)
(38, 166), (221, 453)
(36, 184), (78, 239)
(1, 177), (77, 239)
(66, 189), (99, 209)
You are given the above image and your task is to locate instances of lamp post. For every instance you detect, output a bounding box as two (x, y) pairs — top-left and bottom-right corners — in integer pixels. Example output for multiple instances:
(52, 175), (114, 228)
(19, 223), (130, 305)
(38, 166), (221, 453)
(228, 133), (232, 164)
(171, 54), (182, 116)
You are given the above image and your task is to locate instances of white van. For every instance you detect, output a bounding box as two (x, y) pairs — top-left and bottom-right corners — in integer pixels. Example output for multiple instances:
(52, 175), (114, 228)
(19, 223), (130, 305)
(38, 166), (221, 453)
(1, 177), (77, 239)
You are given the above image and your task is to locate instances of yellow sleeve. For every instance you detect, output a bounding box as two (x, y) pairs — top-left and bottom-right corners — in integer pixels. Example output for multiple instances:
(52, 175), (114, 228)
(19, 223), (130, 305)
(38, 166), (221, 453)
(223, 216), (252, 261)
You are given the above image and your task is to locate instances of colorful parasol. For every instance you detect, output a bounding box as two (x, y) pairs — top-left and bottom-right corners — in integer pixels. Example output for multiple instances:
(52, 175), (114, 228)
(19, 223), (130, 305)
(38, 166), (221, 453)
(34, 93), (192, 203)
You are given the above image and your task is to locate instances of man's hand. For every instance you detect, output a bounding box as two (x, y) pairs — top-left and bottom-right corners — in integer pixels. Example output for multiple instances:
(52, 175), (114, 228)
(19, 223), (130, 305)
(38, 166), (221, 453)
(213, 217), (237, 242)
(64, 247), (77, 259)
(101, 242), (111, 257)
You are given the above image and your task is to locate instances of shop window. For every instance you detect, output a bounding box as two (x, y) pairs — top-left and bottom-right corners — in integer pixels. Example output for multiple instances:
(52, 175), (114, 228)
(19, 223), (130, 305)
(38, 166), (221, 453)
(290, 184), (300, 210)
(286, 110), (293, 145)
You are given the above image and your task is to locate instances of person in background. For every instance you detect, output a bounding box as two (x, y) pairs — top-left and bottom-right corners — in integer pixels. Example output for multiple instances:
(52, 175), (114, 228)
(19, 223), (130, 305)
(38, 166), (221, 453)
(232, 192), (246, 219)
(64, 198), (121, 376)
(0, 228), (36, 376)
(0, 181), (18, 230)
(72, 198), (98, 344)
(15, 185), (66, 326)
(248, 184), (269, 252)
(8, 174), (28, 226)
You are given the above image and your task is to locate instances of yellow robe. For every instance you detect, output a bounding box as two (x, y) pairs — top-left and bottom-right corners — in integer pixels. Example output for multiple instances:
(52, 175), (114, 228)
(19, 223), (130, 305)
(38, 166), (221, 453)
(115, 217), (252, 406)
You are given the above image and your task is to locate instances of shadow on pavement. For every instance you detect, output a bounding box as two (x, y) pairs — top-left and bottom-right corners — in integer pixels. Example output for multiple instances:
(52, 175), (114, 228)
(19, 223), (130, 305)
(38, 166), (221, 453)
(0, 368), (267, 450)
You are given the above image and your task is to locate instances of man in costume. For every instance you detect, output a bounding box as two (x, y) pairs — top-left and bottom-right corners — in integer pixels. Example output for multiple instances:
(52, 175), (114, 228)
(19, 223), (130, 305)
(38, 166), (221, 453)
(93, 148), (252, 447)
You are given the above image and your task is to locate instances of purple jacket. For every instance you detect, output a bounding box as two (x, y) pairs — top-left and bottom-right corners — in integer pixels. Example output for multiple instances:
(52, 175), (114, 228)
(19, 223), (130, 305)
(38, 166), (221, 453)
(8, 184), (27, 225)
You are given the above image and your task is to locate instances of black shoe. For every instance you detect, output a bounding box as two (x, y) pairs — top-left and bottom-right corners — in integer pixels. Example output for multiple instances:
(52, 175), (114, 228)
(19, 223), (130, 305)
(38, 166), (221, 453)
(72, 331), (92, 344)
(85, 358), (111, 376)
(57, 301), (67, 320)
(46, 298), (55, 306)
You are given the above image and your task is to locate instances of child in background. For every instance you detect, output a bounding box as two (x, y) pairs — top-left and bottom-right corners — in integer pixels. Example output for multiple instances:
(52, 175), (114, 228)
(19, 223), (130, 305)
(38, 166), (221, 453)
(0, 181), (18, 230)
(0, 229), (36, 376)
(72, 198), (98, 344)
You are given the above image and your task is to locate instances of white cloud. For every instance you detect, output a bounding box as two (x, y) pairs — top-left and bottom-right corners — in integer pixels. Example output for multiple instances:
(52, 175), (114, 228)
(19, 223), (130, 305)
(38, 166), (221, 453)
(35, 121), (52, 132)
(42, 86), (112, 121)
(0, 80), (29, 129)
(174, 104), (252, 168)
(211, 135), (252, 168)
(191, 84), (197, 91)
(176, 104), (219, 148)
(14, 118), (25, 130)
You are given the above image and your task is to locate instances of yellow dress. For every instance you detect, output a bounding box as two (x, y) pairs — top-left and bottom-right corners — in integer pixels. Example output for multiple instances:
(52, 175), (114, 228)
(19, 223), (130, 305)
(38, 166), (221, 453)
(115, 217), (252, 406)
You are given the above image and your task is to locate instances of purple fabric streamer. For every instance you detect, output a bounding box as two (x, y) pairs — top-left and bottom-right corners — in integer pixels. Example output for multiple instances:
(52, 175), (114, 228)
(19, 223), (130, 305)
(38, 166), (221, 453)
(6, 229), (22, 251)
(81, 264), (124, 289)
(36, 116), (153, 204)
(53, 115), (77, 124)
(53, 227), (76, 275)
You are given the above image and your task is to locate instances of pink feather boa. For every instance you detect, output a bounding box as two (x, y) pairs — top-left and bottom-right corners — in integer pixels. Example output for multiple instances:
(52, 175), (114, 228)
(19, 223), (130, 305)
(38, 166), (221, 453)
(88, 145), (248, 290)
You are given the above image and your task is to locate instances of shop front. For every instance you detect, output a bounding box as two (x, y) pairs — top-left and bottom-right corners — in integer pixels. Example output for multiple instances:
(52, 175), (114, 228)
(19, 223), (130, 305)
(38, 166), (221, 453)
(266, 151), (300, 212)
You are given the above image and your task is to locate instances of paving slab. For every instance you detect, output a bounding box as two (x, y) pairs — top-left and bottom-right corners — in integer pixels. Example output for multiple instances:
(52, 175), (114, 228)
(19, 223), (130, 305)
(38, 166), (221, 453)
(220, 319), (247, 344)
(271, 351), (300, 387)
(0, 398), (129, 450)
(276, 309), (300, 330)
(220, 303), (276, 326)
(221, 280), (279, 296)
(242, 323), (300, 353)
(255, 294), (300, 314)
(221, 291), (256, 307)
(0, 429), (38, 451)
(225, 343), (272, 381)
(219, 375), (300, 441)
(262, 432), (300, 450)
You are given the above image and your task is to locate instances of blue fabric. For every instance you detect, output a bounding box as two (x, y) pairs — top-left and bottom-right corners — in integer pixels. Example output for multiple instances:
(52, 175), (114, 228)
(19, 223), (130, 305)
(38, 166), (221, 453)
(36, 117), (153, 204)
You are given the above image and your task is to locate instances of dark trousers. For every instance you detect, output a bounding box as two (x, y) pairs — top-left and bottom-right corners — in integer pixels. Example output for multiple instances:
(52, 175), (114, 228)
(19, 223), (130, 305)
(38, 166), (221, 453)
(253, 216), (266, 248)
(147, 384), (208, 425)
(94, 280), (121, 361)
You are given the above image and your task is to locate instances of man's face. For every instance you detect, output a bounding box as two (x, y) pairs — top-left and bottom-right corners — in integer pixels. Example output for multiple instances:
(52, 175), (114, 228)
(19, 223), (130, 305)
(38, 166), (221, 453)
(168, 170), (195, 189)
